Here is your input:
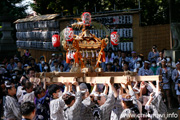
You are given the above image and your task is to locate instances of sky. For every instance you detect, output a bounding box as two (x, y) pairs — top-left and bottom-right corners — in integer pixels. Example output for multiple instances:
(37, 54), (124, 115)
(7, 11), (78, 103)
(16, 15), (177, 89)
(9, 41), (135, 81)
(16, 0), (34, 14)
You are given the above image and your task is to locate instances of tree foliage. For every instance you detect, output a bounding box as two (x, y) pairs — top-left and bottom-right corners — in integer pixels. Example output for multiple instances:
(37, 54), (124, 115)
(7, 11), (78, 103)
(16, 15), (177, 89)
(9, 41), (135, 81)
(140, 0), (169, 25)
(30, 0), (180, 25)
(0, 0), (27, 19)
(171, 0), (180, 23)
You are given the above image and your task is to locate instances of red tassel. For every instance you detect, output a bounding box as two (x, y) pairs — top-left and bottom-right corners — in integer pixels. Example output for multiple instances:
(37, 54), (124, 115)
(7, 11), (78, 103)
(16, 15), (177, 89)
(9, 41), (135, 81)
(75, 51), (79, 63)
(101, 51), (106, 62)
(66, 52), (70, 64)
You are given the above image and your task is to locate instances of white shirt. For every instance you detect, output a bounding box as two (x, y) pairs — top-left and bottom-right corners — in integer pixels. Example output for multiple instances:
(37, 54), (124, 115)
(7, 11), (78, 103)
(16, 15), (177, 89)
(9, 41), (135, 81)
(51, 66), (60, 72)
(22, 91), (35, 103)
(50, 96), (65, 120)
(4, 96), (21, 120)
(16, 86), (26, 103)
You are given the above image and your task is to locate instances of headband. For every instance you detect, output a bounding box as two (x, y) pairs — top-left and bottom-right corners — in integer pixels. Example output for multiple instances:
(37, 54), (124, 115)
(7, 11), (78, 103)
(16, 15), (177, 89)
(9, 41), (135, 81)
(176, 62), (180, 66)
(161, 58), (166, 62)
(144, 61), (150, 64)
(5, 81), (13, 88)
(65, 92), (75, 96)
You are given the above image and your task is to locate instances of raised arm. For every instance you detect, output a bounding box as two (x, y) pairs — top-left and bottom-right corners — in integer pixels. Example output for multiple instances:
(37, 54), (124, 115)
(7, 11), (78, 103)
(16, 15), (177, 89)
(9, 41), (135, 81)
(68, 82), (73, 92)
(121, 83), (129, 94)
(91, 81), (97, 93)
(100, 81), (115, 116)
(119, 84), (123, 95)
(42, 78), (46, 90)
(103, 83), (108, 95)
(148, 81), (157, 92)
(110, 83), (118, 98)
(126, 76), (134, 93)
(145, 92), (154, 107)
(133, 81), (138, 89)
(63, 82), (69, 93)
(70, 80), (82, 111)
(127, 77), (136, 102)
(82, 83), (97, 109)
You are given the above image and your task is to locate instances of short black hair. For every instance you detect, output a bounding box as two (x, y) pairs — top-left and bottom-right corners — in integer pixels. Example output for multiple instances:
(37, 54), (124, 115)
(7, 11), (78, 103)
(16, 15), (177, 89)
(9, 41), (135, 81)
(123, 61), (129, 66)
(152, 61), (156, 64)
(59, 53), (63, 57)
(113, 59), (119, 63)
(91, 94), (101, 105)
(21, 101), (35, 116)
(48, 84), (60, 96)
(121, 51), (126, 54)
(136, 61), (143, 67)
(60, 64), (64, 68)
(17, 61), (22, 64)
(152, 45), (157, 49)
(108, 47), (113, 51)
(25, 82), (33, 90)
(31, 58), (35, 62)
(53, 60), (58, 63)
(34, 86), (45, 98)
(62, 94), (75, 105)
(122, 100), (134, 108)
(70, 59), (74, 63)
(27, 68), (35, 75)
(21, 78), (29, 88)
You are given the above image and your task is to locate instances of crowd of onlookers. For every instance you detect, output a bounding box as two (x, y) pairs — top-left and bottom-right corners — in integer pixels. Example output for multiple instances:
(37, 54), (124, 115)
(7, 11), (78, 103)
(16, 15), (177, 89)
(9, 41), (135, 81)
(0, 45), (180, 120)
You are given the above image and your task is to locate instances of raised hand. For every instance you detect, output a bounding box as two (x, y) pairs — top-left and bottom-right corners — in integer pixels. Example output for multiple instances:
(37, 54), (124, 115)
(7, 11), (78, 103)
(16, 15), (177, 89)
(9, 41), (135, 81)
(121, 82), (127, 89)
(104, 83), (108, 87)
(140, 81), (146, 89)
(72, 80), (78, 86)
(149, 92), (154, 100)
(90, 80), (97, 86)
(140, 81), (147, 95)
(125, 76), (131, 86)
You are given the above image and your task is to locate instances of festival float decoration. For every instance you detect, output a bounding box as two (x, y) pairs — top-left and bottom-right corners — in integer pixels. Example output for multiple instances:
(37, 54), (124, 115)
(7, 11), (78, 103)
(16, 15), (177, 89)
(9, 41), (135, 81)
(82, 12), (91, 26)
(37, 12), (162, 88)
(64, 27), (74, 42)
(111, 31), (119, 46)
(61, 12), (109, 72)
(52, 33), (60, 47)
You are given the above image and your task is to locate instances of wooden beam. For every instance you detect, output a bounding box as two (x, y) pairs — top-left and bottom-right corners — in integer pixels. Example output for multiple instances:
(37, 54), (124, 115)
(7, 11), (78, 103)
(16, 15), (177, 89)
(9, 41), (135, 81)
(53, 77), (77, 83)
(41, 75), (162, 84)
(113, 75), (162, 83)
(134, 75), (162, 82)
(84, 77), (112, 83)
(35, 72), (136, 78)
(35, 72), (85, 78)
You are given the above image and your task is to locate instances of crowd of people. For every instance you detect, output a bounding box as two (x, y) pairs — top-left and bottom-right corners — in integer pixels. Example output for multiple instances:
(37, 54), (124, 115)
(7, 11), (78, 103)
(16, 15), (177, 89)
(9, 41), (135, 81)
(0, 45), (180, 120)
